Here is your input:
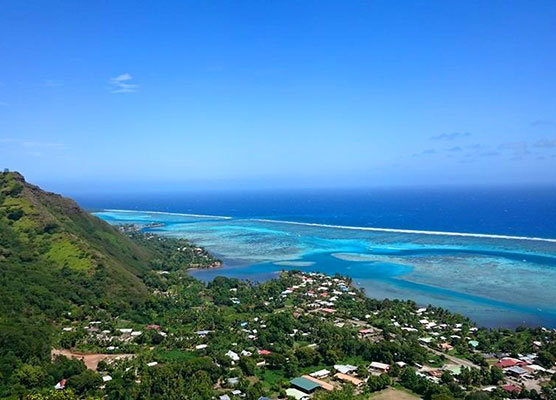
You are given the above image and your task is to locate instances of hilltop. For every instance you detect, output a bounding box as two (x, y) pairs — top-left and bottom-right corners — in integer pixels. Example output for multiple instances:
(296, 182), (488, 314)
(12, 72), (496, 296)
(0, 171), (153, 314)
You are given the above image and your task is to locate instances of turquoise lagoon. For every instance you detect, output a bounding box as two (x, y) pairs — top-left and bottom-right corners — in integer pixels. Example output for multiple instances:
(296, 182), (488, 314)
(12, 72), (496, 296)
(95, 210), (556, 328)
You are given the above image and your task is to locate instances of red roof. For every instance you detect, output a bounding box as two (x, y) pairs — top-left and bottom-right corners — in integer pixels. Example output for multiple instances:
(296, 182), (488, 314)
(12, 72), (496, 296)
(55, 379), (67, 389)
(495, 359), (517, 368)
(501, 384), (521, 393)
(258, 349), (272, 355)
(146, 324), (161, 331)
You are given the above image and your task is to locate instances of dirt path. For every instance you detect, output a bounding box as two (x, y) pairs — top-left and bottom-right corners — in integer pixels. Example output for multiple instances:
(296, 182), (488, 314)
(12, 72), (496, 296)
(51, 349), (134, 370)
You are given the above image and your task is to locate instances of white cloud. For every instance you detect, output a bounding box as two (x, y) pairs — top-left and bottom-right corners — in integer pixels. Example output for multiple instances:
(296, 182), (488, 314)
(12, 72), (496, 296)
(109, 73), (138, 93)
(430, 132), (471, 141)
(22, 141), (66, 149)
(0, 139), (67, 154)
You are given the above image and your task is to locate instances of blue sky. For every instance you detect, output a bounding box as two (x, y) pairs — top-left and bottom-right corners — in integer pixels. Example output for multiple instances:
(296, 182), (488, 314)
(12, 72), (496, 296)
(1, 0), (556, 192)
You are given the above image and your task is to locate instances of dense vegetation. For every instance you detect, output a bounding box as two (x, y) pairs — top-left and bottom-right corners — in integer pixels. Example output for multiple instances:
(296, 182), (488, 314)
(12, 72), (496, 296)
(0, 172), (216, 398)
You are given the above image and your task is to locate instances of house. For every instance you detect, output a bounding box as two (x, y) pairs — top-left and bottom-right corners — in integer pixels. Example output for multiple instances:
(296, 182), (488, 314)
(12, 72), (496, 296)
(495, 358), (518, 368)
(369, 361), (390, 372)
(146, 324), (160, 331)
(334, 373), (364, 386)
(285, 388), (310, 400)
(524, 364), (547, 374)
(290, 376), (322, 394)
(501, 384), (521, 394)
(506, 366), (528, 377)
(147, 361), (158, 367)
(468, 340), (479, 348)
(439, 342), (453, 351)
(423, 369), (442, 378)
(302, 375), (334, 391)
(358, 328), (375, 337)
(333, 364), (357, 374)
(102, 375), (113, 382)
(195, 344), (208, 350)
(226, 350), (240, 362)
(310, 369), (330, 378)
(444, 365), (462, 376)
(257, 349), (272, 355)
(54, 379), (67, 390)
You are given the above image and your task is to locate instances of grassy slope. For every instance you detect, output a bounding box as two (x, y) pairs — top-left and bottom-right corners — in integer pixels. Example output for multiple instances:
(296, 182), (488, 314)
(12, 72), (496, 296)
(0, 172), (155, 363)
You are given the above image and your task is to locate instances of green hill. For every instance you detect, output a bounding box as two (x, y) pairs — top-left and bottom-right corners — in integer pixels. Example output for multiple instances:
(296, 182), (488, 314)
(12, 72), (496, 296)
(0, 172), (156, 376)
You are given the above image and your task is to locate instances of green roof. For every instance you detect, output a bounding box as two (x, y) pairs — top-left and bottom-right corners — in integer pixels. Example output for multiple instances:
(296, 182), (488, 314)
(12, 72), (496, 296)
(446, 366), (462, 375)
(290, 377), (321, 393)
(468, 340), (479, 347)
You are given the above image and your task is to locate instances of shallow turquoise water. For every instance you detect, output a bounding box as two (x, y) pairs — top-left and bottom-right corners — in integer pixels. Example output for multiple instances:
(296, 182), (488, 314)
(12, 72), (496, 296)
(95, 210), (556, 328)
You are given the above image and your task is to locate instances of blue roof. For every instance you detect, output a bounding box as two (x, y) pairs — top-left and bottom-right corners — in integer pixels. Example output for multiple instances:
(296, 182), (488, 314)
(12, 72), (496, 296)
(290, 376), (321, 392)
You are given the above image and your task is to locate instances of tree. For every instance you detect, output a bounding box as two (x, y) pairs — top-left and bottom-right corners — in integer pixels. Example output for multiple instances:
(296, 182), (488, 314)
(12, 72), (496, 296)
(464, 391), (491, 400)
(12, 364), (47, 388)
(284, 359), (299, 377)
(367, 374), (391, 392)
(431, 394), (454, 400)
(537, 351), (555, 369)
(313, 385), (355, 399)
(295, 347), (320, 367)
(239, 357), (256, 376)
(67, 370), (101, 395)
(489, 366), (504, 385)
(25, 389), (79, 400)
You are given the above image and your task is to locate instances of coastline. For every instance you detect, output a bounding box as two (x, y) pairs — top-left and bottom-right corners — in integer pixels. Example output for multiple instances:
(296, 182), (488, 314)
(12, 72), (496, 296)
(96, 209), (556, 329)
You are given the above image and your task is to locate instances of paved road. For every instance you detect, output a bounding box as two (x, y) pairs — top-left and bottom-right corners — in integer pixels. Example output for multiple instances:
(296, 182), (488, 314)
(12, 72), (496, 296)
(421, 344), (480, 369)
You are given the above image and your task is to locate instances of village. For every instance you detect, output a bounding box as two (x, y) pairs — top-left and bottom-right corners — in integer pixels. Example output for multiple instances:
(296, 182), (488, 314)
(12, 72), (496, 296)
(53, 266), (556, 399)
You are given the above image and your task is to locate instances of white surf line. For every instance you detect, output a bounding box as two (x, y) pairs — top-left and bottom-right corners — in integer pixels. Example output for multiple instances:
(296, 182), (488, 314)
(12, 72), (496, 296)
(251, 218), (556, 244)
(99, 209), (232, 220)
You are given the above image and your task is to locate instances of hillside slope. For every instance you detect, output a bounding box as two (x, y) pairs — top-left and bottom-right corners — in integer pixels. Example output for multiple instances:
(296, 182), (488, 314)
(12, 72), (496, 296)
(0, 171), (154, 367)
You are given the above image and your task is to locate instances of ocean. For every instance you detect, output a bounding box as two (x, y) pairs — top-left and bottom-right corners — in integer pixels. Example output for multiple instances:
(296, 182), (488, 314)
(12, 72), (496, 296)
(76, 186), (556, 329)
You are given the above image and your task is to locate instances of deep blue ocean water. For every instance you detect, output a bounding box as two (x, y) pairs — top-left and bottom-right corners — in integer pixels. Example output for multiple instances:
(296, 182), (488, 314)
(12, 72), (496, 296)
(81, 186), (556, 329)
(77, 186), (556, 238)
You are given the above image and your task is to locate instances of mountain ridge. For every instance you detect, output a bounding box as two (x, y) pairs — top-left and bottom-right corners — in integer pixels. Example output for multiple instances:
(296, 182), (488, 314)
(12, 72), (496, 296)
(0, 171), (160, 381)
